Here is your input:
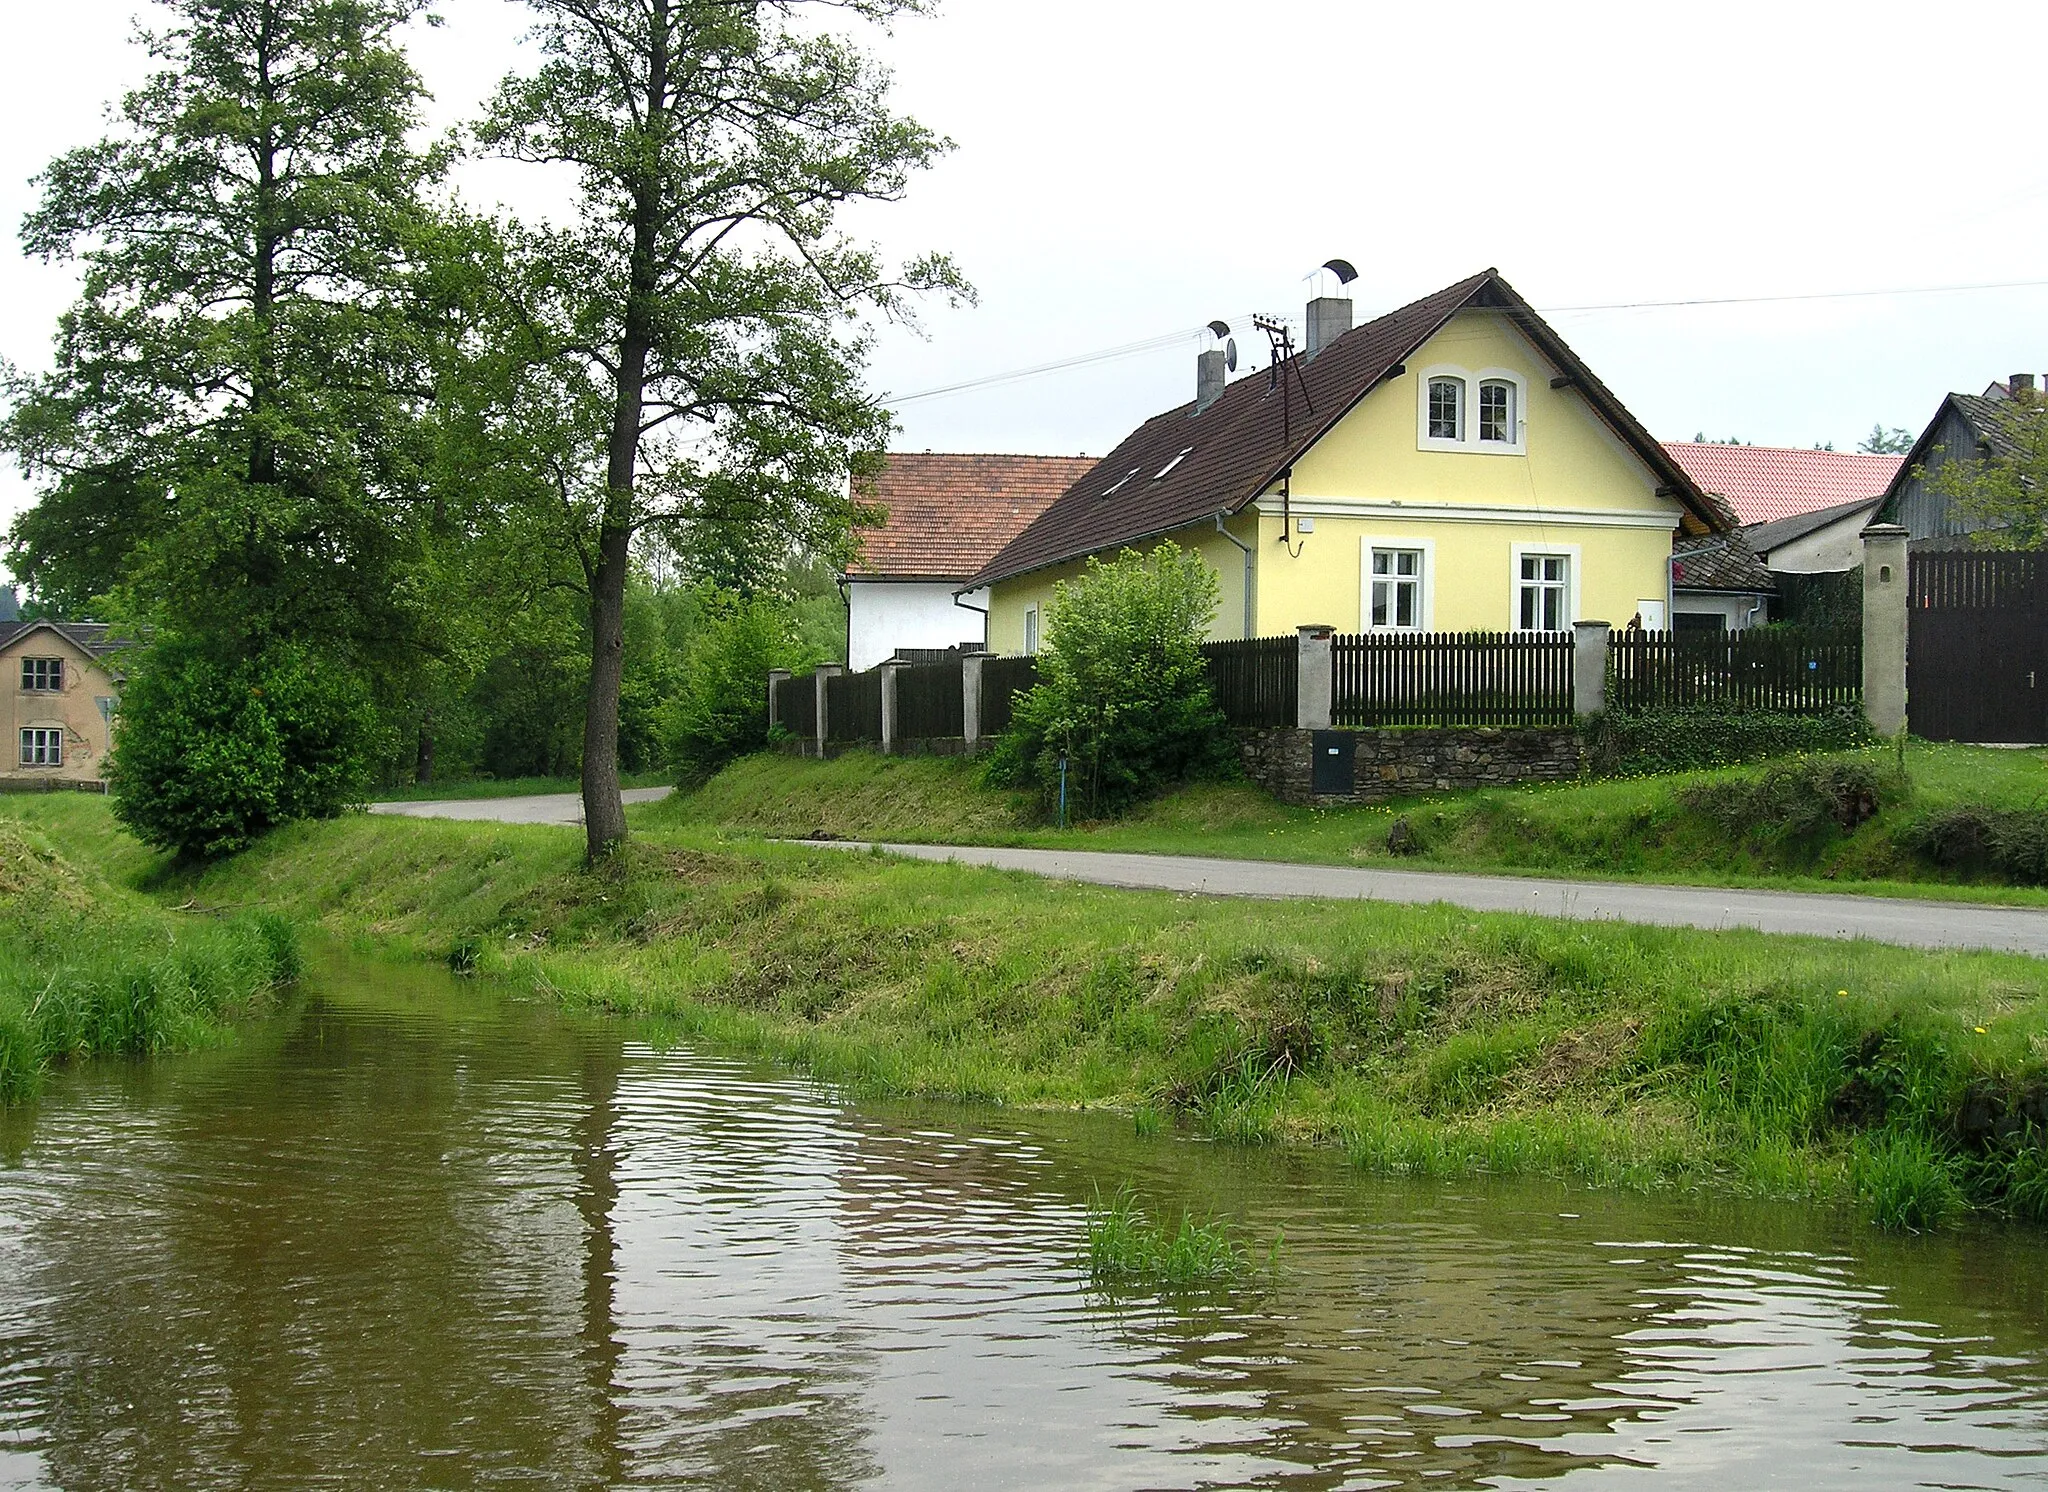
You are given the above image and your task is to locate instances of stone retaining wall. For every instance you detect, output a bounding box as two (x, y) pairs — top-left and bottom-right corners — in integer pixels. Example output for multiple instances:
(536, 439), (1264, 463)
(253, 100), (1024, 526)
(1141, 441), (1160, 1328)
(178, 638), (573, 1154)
(1235, 726), (1582, 806)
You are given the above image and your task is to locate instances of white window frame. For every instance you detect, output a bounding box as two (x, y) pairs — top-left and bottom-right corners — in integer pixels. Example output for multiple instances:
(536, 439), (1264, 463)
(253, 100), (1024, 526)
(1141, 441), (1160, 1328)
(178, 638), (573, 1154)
(1022, 605), (1041, 655)
(20, 656), (64, 693)
(19, 726), (63, 768)
(1417, 364), (1526, 455)
(1509, 542), (1581, 632)
(1358, 536), (1436, 632)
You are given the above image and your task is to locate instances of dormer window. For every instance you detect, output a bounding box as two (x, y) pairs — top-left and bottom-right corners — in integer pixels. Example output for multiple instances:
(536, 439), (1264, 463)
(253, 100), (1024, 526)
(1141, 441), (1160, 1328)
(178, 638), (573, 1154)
(1427, 378), (1464, 441)
(1479, 380), (1516, 443)
(1418, 366), (1526, 454)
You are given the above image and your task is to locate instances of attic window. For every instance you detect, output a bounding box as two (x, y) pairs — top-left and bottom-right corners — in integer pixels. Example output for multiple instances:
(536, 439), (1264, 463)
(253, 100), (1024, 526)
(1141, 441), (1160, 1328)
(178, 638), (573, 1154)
(1101, 468), (1141, 498)
(1155, 447), (1193, 480)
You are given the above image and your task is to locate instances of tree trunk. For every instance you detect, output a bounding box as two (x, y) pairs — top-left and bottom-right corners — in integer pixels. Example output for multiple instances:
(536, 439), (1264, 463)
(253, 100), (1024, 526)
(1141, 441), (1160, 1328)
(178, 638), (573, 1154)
(581, 0), (670, 862)
(415, 710), (435, 785)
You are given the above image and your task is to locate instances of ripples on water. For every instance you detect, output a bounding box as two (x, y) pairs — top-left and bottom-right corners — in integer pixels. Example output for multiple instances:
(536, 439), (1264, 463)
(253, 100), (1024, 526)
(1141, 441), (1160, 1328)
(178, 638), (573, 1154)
(0, 955), (2045, 1490)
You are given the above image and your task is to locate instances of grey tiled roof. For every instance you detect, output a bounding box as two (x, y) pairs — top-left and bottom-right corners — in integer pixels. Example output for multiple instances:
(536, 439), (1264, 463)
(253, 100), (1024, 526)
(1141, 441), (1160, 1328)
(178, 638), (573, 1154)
(1741, 495), (1882, 555)
(1672, 532), (1775, 593)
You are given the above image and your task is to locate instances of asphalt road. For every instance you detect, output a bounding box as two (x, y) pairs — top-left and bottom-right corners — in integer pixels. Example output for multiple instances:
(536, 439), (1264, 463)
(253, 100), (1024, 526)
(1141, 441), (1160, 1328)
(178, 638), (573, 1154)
(368, 786), (673, 825)
(822, 842), (2048, 959)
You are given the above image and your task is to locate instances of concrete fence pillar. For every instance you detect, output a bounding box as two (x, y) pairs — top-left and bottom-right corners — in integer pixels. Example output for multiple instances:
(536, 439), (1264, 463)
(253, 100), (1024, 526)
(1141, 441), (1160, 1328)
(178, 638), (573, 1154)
(962, 651), (991, 750)
(1862, 523), (1909, 737)
(766, 668), (792, 731)
(812, 663), (843, 757)
(1296, 625), (1334, 731)
(879, 660), (905, 754)
(1571, 620), (1612, 720)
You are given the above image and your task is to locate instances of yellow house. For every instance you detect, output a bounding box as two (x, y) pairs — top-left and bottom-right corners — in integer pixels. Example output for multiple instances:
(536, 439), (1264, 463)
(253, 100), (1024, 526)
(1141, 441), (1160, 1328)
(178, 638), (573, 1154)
(2, 618), (124, 784)
(968, 269), (1729, 650)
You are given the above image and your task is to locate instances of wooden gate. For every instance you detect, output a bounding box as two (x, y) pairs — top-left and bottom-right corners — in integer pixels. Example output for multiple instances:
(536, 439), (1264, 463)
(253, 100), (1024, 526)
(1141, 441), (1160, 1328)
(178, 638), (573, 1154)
(1907, 551), (2048, 743)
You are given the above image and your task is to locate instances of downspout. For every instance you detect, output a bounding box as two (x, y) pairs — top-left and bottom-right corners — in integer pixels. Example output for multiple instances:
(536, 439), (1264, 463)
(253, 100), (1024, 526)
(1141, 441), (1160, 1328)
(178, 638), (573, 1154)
(953, 587), (990, 651)
(1214, 512), (1254, 639)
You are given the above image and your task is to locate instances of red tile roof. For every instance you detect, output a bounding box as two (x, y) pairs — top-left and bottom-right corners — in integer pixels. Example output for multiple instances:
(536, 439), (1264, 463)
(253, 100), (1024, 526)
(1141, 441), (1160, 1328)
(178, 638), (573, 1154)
(1660, 443), (1904, 526)
(971, 270), (1728, 591)
(848, 453), (1098, 581)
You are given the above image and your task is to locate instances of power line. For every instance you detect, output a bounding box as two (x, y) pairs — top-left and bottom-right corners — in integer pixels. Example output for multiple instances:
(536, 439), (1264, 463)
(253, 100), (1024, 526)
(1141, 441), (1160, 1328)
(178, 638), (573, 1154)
(877, 277), (2048, 409)
(1542, 277), (2048, 314)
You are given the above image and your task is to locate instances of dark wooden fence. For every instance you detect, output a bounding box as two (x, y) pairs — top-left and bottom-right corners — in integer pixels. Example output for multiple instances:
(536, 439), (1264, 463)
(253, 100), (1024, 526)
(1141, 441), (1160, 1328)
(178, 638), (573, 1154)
(825, 668), (882, 743)
(774, 672), (815, 739)
(895, 656), (965, 740)
(1332, 631), (1574, 727)
(1607, 627), (1859, 714)
(979, 654), (1038, 736)
(1908, 550), (2048, 742)
(1201, 636), (1298, 728)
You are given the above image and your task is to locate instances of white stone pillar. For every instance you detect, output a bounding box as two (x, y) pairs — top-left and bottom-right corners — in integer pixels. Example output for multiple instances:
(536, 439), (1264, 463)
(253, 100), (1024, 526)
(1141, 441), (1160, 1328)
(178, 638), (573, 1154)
(766, 668), (792, 731)
(1861, 524), (1909, 737)
(880, 661), (905, 754)
(1296, 625), (1334, 731)
(1571, 620), (1612, 720)
(962, 651), (991, 750)
(813, 663), (842, 757)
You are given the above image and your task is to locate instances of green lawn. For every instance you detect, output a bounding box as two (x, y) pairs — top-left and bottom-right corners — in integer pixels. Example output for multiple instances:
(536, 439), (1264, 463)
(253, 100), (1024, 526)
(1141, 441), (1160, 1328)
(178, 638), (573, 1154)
(661, 744), (2048, 904)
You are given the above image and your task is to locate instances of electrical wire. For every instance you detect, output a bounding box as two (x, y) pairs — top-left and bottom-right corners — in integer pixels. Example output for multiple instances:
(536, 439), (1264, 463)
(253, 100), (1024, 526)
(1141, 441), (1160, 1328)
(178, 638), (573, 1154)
(877, 277), (2048, 409)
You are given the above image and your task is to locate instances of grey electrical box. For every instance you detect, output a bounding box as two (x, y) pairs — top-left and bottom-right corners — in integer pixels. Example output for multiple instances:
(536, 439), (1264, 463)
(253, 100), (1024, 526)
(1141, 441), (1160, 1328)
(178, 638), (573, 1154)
(1310, 731), (1353, 796)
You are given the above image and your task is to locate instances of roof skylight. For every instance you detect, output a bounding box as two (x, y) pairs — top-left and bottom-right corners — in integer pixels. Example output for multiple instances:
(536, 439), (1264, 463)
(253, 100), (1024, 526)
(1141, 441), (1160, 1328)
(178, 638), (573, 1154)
(1101, 468), (1141, 498)
(1155, 447), (1193, 480)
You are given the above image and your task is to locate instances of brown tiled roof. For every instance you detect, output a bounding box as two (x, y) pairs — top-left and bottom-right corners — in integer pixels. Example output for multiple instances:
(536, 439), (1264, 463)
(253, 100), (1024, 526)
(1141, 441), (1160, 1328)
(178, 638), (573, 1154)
(1672, 531), (1775, 593)
(847, 453), (1097, 581)
(967, 269), (1726, 590)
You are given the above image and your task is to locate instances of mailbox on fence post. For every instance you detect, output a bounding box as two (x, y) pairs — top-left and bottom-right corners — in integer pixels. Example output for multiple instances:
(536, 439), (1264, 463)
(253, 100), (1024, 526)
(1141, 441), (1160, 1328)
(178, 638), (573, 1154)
(1310, 731), (1354, 796)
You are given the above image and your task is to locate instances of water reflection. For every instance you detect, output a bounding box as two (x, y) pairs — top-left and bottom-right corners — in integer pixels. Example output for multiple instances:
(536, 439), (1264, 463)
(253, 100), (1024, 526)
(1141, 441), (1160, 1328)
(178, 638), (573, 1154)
(0, 952), (2044, 1490)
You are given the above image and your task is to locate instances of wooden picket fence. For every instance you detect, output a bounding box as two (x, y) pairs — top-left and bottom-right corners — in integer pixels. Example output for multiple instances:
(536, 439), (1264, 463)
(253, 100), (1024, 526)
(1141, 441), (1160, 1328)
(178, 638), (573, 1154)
(1332, 631), (1574, 728)
(1607, 627), (1859, 714)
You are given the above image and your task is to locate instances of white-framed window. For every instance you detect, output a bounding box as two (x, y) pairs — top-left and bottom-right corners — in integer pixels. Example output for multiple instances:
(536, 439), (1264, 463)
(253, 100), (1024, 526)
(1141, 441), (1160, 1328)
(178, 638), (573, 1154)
(19, 728), (62, 768)
(1426, 377), (1464, 441)
(1369, 548), (1425, 630)
(20, 657), (63, 693)
(1516, 552), (1571, 632)
(1359, 537), (1435, 632)
(1417, 365), (1526, 454)
(1023, 606), (1040, 655)
(1478, 379), (1516, 443)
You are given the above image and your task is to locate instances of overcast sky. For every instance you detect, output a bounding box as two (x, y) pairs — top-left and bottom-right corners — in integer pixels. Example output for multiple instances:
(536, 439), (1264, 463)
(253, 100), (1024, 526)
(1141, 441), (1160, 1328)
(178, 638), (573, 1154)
(6, 0), (2048, 584)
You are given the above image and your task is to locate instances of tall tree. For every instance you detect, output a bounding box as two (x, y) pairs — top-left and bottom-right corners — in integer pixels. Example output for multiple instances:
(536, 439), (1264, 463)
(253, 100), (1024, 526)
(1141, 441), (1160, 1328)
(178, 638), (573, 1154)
(2, 0), (447, 654)
(473, 0), (963, 860)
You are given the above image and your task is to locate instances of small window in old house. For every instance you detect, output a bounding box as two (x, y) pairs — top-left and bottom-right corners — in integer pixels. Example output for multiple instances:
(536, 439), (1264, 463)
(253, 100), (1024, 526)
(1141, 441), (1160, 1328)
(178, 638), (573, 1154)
(19, 728), (62, 768)
(1369, 548), (1424, 630)
(1023, 606), (1041, 655)
(1427, 377), (1464, 441)
(1478, 380), (1516, 443)
(21, 657), (63, 692)
(1517, 553), (1570, 632)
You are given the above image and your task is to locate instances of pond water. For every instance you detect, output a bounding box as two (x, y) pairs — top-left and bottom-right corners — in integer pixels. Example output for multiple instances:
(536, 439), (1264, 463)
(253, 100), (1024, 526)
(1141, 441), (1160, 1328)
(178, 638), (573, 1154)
(2, 951), (2047, 1490)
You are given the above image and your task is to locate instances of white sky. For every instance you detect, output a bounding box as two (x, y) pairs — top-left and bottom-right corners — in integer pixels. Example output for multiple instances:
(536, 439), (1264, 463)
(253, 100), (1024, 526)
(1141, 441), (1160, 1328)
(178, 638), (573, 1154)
(6, 0), (2048, 586)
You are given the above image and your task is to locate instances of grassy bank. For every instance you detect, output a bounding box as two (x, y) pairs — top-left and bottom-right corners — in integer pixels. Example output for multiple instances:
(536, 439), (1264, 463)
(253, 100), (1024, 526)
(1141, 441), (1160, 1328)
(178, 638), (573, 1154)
(665, 745), (2048, 903)
(0, 815), (299, 1102)
(12, 793), (2048, 1231)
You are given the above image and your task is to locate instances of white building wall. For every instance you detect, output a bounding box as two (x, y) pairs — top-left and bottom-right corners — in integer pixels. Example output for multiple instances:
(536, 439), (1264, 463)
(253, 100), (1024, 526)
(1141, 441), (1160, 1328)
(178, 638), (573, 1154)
(845, 581), (989, 671)
(1763, 518), (1868, 574)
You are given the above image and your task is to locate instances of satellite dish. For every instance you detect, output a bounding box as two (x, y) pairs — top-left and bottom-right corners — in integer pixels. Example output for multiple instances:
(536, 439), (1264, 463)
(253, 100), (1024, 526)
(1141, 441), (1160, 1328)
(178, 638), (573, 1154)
(1323, 258), (1359, 285)
(1206, 319), (1232, 340)
(1224, 337), (1238, 373)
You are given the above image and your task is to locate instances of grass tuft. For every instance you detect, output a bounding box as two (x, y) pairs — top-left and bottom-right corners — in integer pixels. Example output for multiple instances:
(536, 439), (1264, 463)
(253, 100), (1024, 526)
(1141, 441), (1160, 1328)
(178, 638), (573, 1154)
(1084, 1186), (1260, 1289)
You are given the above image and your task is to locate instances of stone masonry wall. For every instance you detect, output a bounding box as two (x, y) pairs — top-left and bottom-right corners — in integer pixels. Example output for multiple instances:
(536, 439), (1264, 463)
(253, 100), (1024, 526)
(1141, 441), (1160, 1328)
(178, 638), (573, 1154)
(1236, 726), (1582, 806)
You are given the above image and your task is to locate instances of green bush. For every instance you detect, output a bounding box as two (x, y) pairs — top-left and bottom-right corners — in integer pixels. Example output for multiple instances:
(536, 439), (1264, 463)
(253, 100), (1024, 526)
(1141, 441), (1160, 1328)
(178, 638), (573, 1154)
(1900, 806), (2048, 885)
(108, 635), (375, 859)
(659, 592), (812, 786)
(1584, 704), (1875, 776)
(1681, 757), (1892, 845)
(984, 544), (1233, 818)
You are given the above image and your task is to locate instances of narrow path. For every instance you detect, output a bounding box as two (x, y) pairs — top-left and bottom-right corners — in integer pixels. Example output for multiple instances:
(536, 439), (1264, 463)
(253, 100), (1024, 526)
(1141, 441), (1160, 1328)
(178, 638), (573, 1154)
(368, 786), (673, 825)
(824, 842), (2048, 958)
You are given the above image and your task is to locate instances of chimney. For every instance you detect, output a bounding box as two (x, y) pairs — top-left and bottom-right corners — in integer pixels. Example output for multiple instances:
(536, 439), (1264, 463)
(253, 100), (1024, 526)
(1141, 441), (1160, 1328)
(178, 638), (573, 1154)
(0, 585), (17, 623)
(1305, 296), (1353, 359)
(1195, 348), (1227, 413)
(2012, 373), (2038, 397)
